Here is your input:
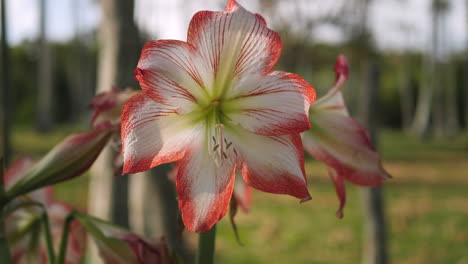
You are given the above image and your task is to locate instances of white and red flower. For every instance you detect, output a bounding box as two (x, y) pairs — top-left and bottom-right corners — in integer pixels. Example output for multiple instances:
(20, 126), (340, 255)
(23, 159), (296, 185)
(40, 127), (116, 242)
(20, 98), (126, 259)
(302, 55), (391, 218)
(121, 0), (315, 232)
(4, 158), (84, 264)
(90, 87), (137, 130)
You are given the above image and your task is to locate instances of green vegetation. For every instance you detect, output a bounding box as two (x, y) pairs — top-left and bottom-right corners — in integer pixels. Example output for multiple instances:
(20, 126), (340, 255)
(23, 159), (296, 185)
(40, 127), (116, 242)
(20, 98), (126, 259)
(10, 128), (468, 264)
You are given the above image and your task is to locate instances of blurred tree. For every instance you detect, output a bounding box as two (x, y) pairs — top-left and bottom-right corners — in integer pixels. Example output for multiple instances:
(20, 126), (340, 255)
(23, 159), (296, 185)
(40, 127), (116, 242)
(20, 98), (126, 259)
(88, 0), (140, 262)
(66, 1), (94, 122)
(397, 23), (416, 131)
(89, 0), (140, 225)
(338, 0), (389, 263)
(36, 0), (54, 132)
(0, 0), (11, 163)
(411, 0), (452, 137)
(89, 1), (191, 263)
(465, 0), (468, 129)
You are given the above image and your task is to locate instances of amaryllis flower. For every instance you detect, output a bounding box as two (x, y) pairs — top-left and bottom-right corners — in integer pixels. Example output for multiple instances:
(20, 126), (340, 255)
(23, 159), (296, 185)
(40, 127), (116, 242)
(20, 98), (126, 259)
(74, 212), (167, 264)
(4, 158), (84, 264)
(122, 0), (315, 232)
(302, 55), (391, 218)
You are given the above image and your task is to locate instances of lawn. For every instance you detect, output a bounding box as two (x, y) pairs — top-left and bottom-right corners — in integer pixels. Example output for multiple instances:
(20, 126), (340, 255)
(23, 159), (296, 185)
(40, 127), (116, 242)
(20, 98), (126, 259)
(10, 127), (468, 264)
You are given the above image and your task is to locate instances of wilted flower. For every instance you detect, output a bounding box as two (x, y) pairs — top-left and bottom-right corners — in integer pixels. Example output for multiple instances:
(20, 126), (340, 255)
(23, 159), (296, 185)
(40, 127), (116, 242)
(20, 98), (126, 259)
(122, 0), (315, 232)
(302, 55), (391, 218)
(4, 158), (84, 264)
(6, 130), (111, 199)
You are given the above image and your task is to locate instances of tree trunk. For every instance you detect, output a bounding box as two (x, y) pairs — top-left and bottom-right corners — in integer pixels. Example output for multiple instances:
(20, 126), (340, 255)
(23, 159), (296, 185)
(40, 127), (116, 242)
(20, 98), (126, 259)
(66, 1), (93, 121)
(398, 56), (414, 131)
(360, 61), (388, 264)
(464, 0), (468, 130)
(443, 63), (459, 134)
(411, 59), (434, 136)
(411, 0), (441, 137)
(36, 0), (54, 132)
(89, 0), (140, 224)
(0, 0), (11, 163)
(87, 0), (140, 262)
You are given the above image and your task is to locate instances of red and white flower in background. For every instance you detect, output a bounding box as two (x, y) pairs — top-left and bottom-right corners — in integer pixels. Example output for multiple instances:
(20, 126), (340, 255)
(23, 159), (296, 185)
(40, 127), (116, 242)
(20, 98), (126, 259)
(122, 0), (315, 232)
(4, 158), (84, 264)
(90, 87), (137, 130)
(302, 55), (391, 218)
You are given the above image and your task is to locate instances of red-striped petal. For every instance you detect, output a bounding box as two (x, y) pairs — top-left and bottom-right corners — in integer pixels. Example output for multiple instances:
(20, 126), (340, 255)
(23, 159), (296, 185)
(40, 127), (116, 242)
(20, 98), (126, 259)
(225, 71), (315, 136)
(136, 40), (210, 112)
(187, 1), (281, 85)
(176, 138), (236, 233)
(121, 92), (203, 174)
(227, 128), (311, 201)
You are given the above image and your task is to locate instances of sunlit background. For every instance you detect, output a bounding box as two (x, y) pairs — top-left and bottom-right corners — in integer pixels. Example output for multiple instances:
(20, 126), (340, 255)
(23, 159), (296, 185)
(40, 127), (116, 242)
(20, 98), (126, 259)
(2, 0), (468, 263)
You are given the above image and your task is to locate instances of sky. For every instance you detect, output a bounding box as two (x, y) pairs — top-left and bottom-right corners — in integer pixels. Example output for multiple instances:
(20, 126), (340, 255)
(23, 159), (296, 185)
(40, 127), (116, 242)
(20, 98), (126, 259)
(5, 0), (468, 53)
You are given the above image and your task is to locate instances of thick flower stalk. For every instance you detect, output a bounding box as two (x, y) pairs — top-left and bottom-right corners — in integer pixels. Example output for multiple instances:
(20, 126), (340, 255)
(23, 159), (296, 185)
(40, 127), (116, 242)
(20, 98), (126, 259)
(122, 0), (316, 232)
(302, 55), (391, 218)
(4, 158), (84, 264)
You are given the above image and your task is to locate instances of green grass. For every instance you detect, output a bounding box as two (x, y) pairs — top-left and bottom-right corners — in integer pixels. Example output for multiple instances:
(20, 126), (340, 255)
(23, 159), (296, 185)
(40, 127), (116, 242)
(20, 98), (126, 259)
(9, 128), (468, 264)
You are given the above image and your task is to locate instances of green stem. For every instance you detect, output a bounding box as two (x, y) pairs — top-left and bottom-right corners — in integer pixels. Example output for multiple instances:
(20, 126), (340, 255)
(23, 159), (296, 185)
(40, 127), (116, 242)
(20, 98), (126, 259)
(0, 157), (13, 264)
(57, 211), (76, 264)
(41, 212), (56, 264)
(196, 224), (216, 264)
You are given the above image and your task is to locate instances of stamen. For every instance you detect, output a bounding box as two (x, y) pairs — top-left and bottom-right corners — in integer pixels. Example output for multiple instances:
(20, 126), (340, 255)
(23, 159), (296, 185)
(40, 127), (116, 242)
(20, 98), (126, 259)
(210, 124), (236, 167)
(216, 124), (224, 161)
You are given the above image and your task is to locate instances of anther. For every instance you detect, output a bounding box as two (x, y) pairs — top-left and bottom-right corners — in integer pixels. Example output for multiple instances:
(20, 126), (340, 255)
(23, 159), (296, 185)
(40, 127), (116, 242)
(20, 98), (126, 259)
(213, 144), (220, 152)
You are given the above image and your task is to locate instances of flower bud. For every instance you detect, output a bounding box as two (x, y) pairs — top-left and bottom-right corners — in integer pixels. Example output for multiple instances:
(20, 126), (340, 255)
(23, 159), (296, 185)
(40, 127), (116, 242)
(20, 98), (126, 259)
(6, 130), (111, 200)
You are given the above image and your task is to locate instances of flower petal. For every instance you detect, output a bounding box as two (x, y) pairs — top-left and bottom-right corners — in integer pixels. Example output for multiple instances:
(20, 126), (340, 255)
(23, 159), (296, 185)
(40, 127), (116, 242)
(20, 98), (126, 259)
(121, 92), (203, 174)
(227, 128), (310, 201)
(328, 168), (346, 219)
(233, 171), (252, 213)
(176, 137), (236, 233)
(135, 40), (210, 113)
(89, 87), (137, 130)
(224, 71), (315, 136)
(187, 0), (281, 86)
(303, 107), (390, 186)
